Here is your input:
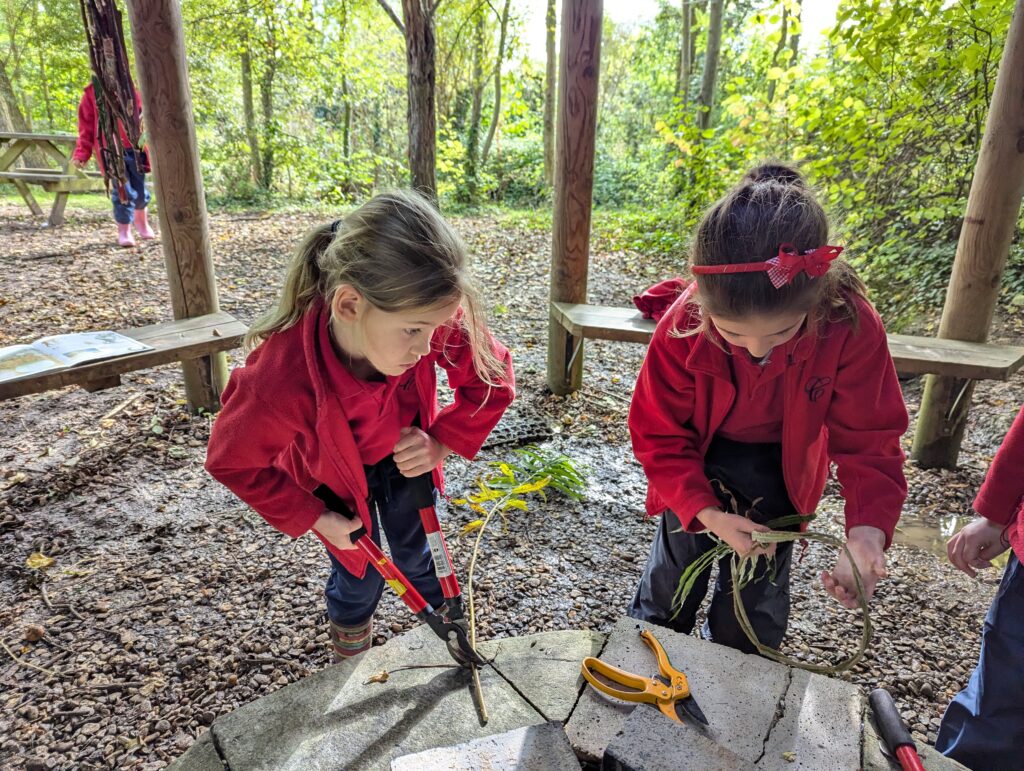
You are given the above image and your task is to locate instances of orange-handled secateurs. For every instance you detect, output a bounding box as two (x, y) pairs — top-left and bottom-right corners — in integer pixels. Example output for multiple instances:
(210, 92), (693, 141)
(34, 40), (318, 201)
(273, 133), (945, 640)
(581, 629), (709, 726)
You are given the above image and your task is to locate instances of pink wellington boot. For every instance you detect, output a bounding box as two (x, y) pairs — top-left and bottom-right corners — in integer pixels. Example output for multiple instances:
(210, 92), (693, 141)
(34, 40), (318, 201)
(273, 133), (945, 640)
(117, 222), (136, 247)
(133, 209), (156, 240)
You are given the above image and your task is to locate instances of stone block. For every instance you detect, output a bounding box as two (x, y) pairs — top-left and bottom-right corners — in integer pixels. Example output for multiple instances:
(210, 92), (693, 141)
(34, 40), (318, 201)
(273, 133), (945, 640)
(479, 629), (606, 723)
(566, 617), (790, 763)
(167, 731), (224, 771)
(390, 722), (581, 771)
(603, 706), (755, 771)
(210, 623), (545, 770)
(755, 668), (862, 770)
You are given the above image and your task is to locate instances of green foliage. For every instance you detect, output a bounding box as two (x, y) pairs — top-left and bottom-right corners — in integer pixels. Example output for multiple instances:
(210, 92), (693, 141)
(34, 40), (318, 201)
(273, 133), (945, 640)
(452, 444), (587, 534)
(10, 0), (1023, 320)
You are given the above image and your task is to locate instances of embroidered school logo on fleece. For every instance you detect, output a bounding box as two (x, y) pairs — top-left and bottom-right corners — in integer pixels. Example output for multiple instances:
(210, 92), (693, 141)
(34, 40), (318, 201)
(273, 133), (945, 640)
(805, 376), (832, 403)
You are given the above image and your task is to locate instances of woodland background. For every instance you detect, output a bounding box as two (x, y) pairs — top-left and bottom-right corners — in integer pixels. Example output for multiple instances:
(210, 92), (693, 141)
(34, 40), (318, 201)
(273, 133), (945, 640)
(2, 0), (1022, 327)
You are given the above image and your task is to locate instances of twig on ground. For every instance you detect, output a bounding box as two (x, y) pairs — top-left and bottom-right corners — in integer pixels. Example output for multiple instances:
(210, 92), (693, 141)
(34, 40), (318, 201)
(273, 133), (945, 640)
(0, 638), (56, 678)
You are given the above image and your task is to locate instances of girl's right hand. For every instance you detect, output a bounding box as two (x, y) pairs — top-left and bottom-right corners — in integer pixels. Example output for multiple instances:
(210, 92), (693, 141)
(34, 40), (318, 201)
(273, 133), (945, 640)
(313, 509), (363, 551)
(696, 507), (776, 558)
(947, 516), (1009, 577)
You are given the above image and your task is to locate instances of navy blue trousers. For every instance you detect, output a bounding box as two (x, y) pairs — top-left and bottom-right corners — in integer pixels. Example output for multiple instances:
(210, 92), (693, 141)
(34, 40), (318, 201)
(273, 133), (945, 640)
(629, 437), (798, 654)
(936, 552), (1024, 770)
(324, 456), (445, 626)
(111, 149), (151, 224)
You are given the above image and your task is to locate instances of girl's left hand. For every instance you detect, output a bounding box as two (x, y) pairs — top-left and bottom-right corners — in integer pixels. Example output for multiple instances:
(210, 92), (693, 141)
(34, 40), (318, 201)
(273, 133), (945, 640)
(820, 526), (887, 610)
(393, 427), (450, 477)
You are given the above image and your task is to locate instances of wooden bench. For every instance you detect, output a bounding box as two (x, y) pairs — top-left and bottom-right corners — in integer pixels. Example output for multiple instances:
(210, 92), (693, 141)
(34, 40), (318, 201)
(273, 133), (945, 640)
(0, 312), (248, 401)
(0, 169), (105, 227)
(551, 302), (1024, 381)
(0, 131), (106, 226)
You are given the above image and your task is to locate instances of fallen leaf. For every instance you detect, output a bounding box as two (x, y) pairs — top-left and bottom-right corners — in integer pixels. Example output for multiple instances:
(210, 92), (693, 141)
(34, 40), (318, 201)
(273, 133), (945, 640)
(25, 552), (55, 570)
(782, 751), (796, 762)
(24, 624), (46, 642)
(364, 670), (389, 684)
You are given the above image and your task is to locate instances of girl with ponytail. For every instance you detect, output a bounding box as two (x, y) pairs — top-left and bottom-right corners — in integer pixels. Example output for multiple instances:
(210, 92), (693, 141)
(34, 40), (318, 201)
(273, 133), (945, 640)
(207, 190), (514, 660)
(628, 163), (908, 654)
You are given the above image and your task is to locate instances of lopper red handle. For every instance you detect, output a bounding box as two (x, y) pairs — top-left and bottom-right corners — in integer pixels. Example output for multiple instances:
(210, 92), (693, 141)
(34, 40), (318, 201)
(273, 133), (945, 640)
(869, 689), (925, 771)
(409, 472), (461, 600)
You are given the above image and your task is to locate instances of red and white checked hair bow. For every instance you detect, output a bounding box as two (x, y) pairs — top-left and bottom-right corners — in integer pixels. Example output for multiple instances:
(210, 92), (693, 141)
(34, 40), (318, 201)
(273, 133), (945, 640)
(691, 244), (844, 288)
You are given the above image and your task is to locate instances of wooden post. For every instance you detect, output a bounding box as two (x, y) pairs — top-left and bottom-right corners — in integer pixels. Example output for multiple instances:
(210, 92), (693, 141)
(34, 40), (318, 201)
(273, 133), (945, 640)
(546, 0), (602, 395)
(913, 0), (1024, 468)
(124, 0), (227, 413)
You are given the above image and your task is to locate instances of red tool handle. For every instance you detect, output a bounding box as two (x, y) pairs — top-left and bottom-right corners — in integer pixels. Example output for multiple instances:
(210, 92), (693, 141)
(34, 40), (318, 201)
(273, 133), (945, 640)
(409, 472), (461, 600)
(869, 689), (926, 771)
(314, 484), (430, 615)
(353, 531), (430, 614)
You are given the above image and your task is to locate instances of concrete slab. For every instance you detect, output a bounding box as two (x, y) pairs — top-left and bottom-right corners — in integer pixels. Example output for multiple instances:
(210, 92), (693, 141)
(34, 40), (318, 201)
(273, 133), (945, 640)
(478, 629), (606, 723)
(167, 731), (224, 771)
(565, 617), (790, 763)
(603, 706), (756, 771)
(390, 722), (581, 771)
(755, 668), (861, 770)
(210, 623), (546, 771)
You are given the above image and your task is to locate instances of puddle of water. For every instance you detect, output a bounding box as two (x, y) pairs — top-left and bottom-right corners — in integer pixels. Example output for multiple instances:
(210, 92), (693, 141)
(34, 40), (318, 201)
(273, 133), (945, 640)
(894, 514), (1010, 569)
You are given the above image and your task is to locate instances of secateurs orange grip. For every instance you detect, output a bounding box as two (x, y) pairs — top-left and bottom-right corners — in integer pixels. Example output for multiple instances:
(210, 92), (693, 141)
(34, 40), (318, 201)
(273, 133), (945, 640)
(581, 629), (709, 726)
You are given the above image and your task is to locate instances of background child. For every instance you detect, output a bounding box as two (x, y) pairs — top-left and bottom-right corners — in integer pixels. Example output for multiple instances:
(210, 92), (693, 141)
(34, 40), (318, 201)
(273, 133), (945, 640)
(936, 404), (1023, 769)
(71, 82), (155, 247)
(206, 190), (514, 660)
(627, 164), (908, 653)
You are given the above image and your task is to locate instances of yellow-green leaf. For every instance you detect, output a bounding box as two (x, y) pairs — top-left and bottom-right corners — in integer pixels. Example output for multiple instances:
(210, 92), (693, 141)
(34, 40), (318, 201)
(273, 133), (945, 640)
(512, 477), (551, 495)
(25, 552), (55, 570)
(460, 519), (485, 535)
(501, 499), (528, 511)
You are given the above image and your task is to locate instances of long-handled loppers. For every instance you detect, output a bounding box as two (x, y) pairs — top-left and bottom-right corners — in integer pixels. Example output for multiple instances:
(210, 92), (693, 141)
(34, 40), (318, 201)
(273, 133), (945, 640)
(314, 472), (483, 667)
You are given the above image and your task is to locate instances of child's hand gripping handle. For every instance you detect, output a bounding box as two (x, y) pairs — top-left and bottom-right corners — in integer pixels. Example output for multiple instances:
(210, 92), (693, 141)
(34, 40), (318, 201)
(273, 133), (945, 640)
(409, 472), (461, 603)
(313, 483), (430, 615)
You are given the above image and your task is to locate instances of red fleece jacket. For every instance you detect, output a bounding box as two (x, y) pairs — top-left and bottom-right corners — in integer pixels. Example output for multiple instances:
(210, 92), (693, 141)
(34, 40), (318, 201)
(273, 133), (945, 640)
(974, 405), (1024, 562)
(629, 284), (909, 546)
(72, 84), (144, 172)
(205, 301), (515, 578)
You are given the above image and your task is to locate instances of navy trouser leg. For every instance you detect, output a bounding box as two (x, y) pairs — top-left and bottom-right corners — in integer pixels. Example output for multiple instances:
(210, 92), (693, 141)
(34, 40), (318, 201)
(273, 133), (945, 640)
(627, 510), (794, 652)
(936, 553), (1024, 770)
(324, 458), (444, 625)
(629, 436), (797, 655)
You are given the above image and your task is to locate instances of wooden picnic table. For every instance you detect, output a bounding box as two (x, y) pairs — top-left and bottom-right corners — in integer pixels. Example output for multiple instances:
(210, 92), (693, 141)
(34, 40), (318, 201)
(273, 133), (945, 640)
(0, 131), (105, 226)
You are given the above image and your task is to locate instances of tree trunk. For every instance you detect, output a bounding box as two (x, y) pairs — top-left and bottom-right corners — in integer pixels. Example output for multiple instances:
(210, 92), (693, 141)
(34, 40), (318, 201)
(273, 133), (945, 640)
(38, 49), (54, 127)
(258, 59), (275, 189)
(788, 0), (802, 59)
(480, 0), (512, 168)
(676, 0), (692, 102)
(547, 0), (602, 395)
(340, 0), (352, 159)
(401, 0), (438, 201)
(342, 76), (352, 158)
(462, 9), (486, 203)
(239, 28), (262, 185)
(913, 0), (1024, 468)
(543, 0), (556, 187)
(766, 3), (788, 103)
(0, 60), (46, 166)
(124, 0), (228, 412)
(695, 0), (724, 131)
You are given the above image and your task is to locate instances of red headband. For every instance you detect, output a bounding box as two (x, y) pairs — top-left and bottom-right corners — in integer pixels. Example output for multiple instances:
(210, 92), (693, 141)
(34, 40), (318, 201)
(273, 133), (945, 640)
(691, 244), (843, 289)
